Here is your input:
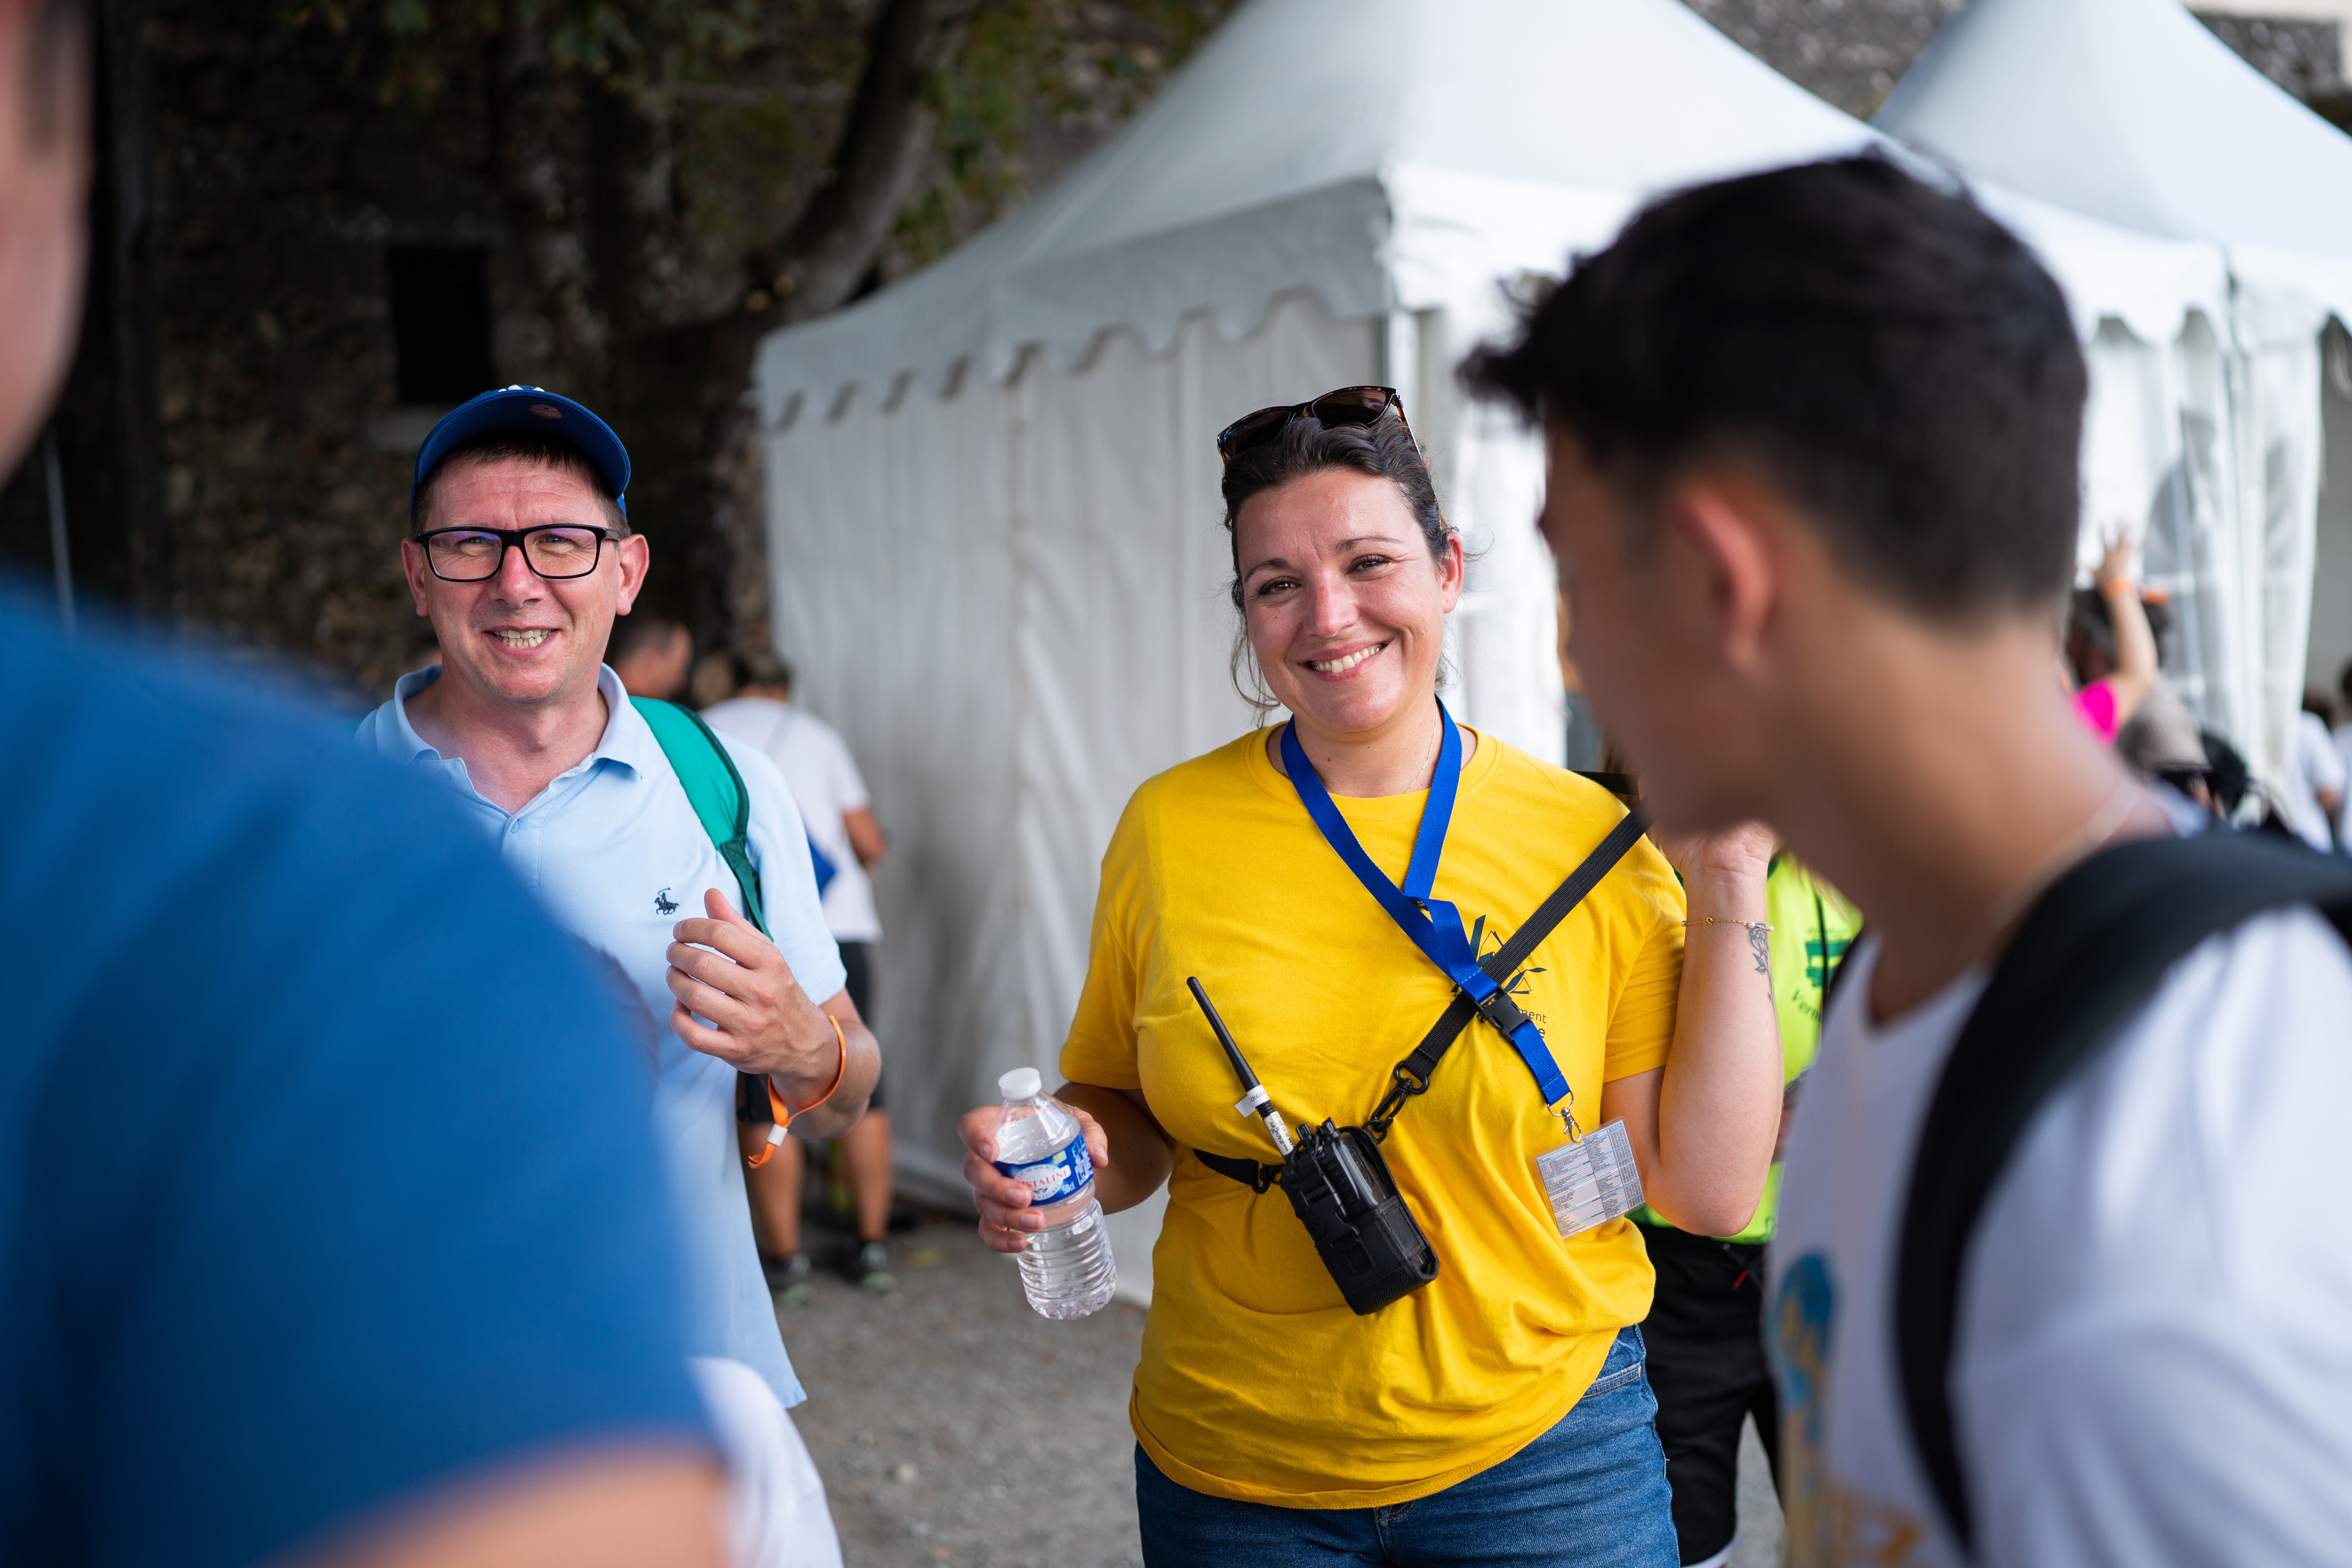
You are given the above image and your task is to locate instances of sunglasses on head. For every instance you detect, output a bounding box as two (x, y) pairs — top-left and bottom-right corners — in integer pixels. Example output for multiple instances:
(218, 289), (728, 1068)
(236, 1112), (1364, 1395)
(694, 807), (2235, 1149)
(1216, 385), (1413, 465)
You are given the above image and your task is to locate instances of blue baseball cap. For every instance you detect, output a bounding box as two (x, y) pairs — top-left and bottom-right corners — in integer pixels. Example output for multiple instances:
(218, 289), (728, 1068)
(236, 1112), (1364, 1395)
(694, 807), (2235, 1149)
(409, 385), (631, 521)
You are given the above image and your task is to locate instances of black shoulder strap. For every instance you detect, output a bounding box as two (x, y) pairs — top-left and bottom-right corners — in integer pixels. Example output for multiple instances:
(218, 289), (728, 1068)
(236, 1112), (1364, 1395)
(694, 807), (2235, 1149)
(630, 696), (768, 935)
(1194, 1146), (1282, 1190)
(1896, 831), (2352, 1554)
(1196, 807), (1651, 1190)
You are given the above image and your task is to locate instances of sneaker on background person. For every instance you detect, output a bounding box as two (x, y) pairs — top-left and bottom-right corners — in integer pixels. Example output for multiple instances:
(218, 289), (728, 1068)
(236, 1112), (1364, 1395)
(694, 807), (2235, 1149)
(703, 650), (898, 1296)
(851, 1240), (897, 1295)
(765, 1249), (817, 1309)
(1467, 153), (2352, 1568)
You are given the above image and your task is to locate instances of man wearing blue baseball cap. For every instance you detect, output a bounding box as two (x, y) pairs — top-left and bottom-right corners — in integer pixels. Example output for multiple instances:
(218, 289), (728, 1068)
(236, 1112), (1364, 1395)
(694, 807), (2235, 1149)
(354, 386), (876, 1544)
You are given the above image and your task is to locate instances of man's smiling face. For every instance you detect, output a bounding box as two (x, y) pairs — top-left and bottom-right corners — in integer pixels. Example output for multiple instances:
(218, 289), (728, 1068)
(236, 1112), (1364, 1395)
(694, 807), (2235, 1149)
(401, 455), (648, 715)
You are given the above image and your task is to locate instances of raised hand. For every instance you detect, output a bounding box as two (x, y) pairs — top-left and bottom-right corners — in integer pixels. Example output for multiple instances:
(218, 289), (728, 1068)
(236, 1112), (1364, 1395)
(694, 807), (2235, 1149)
(666, 888), (842, 1106)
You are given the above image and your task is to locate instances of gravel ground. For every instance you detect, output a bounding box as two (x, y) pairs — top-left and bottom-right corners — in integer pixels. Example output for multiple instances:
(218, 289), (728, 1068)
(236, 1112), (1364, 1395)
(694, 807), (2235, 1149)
(1732, 1417), (1784, 1566)
(781, 1216), (1785, 1567)
(783, 1217), (1149, 1568)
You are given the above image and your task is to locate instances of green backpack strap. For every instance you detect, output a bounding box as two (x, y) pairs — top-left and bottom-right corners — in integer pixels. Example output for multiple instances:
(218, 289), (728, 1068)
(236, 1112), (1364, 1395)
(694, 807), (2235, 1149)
(630, 696), (769, 937)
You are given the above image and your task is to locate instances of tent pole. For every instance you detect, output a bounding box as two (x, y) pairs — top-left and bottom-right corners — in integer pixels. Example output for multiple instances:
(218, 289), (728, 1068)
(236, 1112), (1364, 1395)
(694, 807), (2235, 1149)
(1381, 310), (1420, 415)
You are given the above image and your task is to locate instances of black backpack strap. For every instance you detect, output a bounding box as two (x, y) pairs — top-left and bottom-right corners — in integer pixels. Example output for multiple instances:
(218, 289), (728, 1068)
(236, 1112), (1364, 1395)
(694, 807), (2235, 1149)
(1196, 805), (1650, 1187)
(1895, 831), (2352, 1554)
(1194, 1147), (1282, 1191)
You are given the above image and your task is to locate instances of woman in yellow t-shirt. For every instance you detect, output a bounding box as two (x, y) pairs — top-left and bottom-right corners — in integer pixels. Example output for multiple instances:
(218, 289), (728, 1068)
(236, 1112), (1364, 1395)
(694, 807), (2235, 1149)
(956, 388), (1783, 1568)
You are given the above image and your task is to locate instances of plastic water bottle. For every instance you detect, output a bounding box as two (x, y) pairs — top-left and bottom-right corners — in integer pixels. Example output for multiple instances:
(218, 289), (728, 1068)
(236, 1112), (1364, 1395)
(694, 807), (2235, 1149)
(992, 1067), (1117, 1319)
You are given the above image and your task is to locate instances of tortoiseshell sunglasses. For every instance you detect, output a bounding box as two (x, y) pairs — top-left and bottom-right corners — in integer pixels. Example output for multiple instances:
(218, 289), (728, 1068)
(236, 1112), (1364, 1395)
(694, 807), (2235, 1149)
(1215, 385), (1415, 465)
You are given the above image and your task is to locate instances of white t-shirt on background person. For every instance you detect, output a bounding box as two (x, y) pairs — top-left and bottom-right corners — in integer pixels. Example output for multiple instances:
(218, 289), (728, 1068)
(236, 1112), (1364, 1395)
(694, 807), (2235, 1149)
(688, 1357), (845, 1568)
(1770, 909), (2352, 1568)
(2335, 722), (2352, 842)
(2282, 710), (2345, 851)
(703, 696), (882, 943)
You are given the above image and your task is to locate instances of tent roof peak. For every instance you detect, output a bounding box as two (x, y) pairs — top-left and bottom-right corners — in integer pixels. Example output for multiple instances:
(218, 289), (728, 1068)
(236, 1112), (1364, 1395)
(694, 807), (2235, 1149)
(1876, 0), (2352, 260)
(753, 0), (1875, 424)
(753, 0), (2241, 425)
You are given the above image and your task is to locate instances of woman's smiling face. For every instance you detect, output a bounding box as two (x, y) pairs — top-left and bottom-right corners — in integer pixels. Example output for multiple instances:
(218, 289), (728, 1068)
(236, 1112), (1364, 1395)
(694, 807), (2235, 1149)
(1234, 467), (1462, 741)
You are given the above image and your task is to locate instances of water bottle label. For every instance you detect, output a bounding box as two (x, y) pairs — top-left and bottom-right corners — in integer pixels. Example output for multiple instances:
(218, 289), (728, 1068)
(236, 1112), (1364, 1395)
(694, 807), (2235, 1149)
(993, 1136), (1094, 1205)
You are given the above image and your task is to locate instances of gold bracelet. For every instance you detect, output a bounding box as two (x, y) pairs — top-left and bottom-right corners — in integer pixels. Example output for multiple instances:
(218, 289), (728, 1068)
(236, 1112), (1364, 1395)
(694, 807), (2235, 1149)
(1682, 918), (1772, 932)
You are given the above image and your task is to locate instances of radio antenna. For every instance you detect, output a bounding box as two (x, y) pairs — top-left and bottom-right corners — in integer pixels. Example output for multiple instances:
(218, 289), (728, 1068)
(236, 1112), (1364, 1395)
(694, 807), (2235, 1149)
(1187, 977), (1295, 1158)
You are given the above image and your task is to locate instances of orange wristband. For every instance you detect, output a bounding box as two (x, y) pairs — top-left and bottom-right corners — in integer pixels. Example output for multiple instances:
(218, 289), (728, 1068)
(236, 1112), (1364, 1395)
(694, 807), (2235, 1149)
(746, 1014), (848, 1169)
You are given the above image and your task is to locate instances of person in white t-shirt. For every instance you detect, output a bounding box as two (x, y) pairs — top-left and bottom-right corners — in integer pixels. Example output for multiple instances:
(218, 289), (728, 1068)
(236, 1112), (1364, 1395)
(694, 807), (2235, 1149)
(703, 652), (896, 1299)
(1467, 156), (2352, 1568)
(2283, 692), (2345, 851)
(2336, 662), (2352, 845)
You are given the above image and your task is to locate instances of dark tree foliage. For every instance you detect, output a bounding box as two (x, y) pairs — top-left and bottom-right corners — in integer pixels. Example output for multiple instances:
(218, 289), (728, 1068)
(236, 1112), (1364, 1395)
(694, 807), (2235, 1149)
(277, 0), (1234, 672)
(0, 2), (1230, 693)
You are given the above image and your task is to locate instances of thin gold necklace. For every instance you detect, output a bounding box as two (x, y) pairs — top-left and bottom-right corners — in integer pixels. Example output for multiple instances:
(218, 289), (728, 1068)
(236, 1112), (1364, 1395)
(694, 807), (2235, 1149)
(1283, 703), (1445, 793)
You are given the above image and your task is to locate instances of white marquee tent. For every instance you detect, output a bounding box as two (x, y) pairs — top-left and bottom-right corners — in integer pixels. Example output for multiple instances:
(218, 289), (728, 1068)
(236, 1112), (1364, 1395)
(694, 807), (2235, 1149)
(753, 0), (2233, 1296)
(1878, 0), (2352, 784)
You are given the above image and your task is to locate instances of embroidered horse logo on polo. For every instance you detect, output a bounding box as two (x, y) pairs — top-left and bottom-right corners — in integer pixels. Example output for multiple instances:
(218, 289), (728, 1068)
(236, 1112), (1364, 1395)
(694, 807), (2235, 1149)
(653, 887), (679, 916)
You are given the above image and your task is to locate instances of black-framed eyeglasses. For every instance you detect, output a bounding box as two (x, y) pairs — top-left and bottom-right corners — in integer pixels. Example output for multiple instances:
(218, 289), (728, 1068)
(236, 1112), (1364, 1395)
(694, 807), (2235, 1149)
(412, 525), (623, 582)
(1215, 385), (1414, 465)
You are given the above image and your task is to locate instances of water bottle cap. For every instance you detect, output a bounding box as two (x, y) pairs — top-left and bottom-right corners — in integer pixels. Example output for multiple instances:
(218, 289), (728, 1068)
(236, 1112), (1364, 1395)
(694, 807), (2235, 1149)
(999, 1067), (1044, 1100)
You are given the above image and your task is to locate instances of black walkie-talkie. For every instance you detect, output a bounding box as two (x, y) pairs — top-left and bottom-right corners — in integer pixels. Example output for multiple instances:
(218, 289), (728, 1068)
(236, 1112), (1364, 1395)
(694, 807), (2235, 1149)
(1187, 978), (1439, 1315)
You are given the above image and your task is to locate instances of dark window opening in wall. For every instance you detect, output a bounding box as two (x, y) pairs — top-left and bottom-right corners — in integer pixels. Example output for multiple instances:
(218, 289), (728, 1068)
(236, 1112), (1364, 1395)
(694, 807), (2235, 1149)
(387, 246), (493, 405)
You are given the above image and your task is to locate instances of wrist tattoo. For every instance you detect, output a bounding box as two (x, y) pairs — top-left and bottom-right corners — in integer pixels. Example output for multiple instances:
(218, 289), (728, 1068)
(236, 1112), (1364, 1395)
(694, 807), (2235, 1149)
(1748, 924), (1772, 981)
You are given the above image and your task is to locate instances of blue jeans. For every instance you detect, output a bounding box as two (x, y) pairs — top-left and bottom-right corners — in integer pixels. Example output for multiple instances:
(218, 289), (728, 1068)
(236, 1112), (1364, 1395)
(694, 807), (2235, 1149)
(1135, 1326), (1678, 1568)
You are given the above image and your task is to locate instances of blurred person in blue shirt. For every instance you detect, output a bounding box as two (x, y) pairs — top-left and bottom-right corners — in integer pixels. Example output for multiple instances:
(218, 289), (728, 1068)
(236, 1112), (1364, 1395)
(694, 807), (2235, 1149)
(0, 7), (728, 1566)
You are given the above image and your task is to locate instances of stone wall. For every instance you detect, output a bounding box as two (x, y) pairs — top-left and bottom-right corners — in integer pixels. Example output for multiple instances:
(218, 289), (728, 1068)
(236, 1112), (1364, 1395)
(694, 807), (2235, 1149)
(1681, 0), (1963, 117)
(2197, 13), (2347, 97)
(138, 13), (506, 694)
(0, 5), (541, 696)
(1682, 2), (2344, 118)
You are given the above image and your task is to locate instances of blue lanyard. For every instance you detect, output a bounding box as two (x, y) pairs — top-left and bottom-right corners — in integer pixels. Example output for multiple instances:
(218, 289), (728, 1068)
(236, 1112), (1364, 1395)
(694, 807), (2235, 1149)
(1279, 702), (1573, 1108)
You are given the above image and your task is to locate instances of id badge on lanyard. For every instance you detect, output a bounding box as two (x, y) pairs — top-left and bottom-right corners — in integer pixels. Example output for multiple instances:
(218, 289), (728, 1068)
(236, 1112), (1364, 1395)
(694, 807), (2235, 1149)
(1280, 704), (1646, 1240)
(1534, 1118), (1644, 1240)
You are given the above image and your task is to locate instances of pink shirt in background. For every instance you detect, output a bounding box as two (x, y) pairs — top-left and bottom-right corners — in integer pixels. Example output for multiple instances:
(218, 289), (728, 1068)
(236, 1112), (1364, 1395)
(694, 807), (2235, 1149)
(2074, 679), (2119, 745)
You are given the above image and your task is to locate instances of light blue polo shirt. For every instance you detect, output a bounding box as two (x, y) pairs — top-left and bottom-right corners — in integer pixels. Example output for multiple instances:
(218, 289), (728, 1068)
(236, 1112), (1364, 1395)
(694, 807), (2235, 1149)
(356, 664), (845, 1408)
